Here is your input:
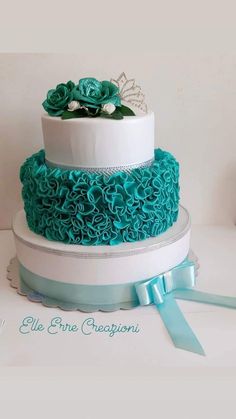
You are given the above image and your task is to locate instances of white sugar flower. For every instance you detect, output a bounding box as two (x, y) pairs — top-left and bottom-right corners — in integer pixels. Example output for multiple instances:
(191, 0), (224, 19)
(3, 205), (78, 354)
(68, 100), (81, 111)
(101, 103), (116, 115)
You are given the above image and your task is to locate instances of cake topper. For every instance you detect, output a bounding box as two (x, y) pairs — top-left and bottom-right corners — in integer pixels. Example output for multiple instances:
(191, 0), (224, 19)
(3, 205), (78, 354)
(111, 72), (148, 113)
(42, 75), (139, 120)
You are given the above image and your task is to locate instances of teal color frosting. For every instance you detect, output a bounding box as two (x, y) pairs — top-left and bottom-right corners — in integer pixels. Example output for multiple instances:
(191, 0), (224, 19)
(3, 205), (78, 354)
(20, 149), (180, 246)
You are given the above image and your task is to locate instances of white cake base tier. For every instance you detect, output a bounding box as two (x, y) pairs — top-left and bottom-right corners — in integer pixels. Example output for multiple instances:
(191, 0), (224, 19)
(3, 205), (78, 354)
(41, 112), (155, 170)
(13, 206), (190, 286)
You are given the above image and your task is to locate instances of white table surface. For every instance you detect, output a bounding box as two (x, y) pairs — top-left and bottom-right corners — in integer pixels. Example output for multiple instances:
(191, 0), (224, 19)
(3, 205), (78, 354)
(0, 225), (236, 369)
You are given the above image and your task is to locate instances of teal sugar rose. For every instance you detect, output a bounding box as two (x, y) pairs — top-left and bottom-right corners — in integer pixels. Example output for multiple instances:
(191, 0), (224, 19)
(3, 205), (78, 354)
(42, 81), (75, 116)
(73, 78), (121, 108)
(42, 76), (135, 119)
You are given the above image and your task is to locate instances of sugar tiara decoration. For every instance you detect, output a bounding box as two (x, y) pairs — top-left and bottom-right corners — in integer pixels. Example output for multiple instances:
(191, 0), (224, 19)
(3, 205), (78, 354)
(111, 72), (148, 113)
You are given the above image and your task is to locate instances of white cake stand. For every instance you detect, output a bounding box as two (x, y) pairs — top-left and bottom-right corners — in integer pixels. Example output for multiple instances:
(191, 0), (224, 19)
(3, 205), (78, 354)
(8, 206), (191, 311)
(12, 206), (190, 285)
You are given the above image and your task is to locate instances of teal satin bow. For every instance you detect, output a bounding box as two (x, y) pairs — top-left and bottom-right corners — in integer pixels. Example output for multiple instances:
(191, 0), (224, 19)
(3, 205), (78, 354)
(135, 259), (236, 355)
(18, 256), (236, 356)
(135, 259), (196, 305)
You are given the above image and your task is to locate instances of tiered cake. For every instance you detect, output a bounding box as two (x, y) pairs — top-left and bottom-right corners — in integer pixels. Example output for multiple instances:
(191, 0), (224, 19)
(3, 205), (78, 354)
(12, 73), (191, 310)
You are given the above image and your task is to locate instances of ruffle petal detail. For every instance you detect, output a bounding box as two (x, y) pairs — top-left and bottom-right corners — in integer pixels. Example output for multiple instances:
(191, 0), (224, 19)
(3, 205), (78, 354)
(20, 149), (180, 246)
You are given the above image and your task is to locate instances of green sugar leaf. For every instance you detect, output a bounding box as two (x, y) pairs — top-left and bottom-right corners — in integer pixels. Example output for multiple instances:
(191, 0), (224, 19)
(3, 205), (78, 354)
(61, 109), (88, 119)
(100, 110), (124, 120)
(118, 105), (135, 116)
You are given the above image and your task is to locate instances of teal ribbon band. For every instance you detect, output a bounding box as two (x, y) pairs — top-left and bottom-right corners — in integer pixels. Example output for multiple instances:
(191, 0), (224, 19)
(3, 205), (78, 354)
(19, 259), (236, 355)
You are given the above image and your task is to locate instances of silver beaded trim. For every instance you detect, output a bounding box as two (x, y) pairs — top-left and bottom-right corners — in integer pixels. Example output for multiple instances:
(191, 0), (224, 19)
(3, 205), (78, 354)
(45, 158), (154, 174)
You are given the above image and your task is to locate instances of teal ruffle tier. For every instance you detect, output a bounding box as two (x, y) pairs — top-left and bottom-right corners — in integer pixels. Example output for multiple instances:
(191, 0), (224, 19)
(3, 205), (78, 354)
(20, 149), (180, 246)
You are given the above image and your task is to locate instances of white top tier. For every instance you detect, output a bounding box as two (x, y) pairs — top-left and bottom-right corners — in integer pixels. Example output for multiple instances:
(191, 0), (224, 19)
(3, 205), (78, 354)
(41, 112), (155, 170)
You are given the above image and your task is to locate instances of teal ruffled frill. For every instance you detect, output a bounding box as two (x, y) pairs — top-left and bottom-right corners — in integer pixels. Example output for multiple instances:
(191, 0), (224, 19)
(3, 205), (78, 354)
(20, 149), (180, 246)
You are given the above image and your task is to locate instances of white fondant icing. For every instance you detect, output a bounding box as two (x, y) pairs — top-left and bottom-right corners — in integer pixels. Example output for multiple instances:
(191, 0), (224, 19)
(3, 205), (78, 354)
(13, 207), (190, 286)
(41, 112), (155, 169)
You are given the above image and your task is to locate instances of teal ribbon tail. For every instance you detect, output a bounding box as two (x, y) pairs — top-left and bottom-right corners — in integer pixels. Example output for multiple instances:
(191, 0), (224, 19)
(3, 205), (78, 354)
(18, 256), (236, 356)
(173, 289), (236, 309)
(157, 294), (205, 356)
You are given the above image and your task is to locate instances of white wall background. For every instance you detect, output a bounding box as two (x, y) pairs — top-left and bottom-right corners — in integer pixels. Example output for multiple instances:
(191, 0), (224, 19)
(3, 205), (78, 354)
(0, 2), (236, 229)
